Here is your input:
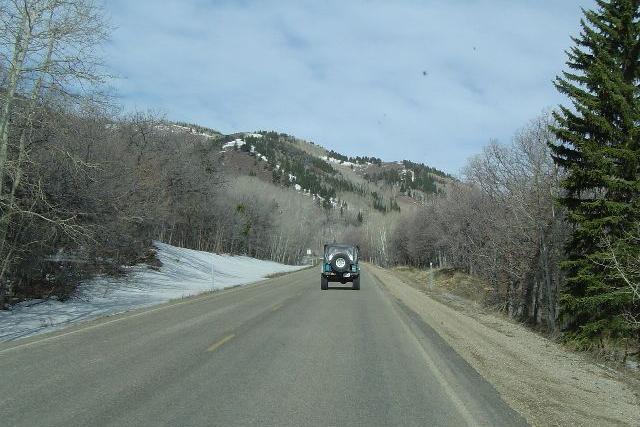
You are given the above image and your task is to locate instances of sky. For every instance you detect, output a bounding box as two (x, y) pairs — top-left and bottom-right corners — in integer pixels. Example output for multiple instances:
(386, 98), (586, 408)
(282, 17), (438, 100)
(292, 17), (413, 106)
(103, 0), (596, 174)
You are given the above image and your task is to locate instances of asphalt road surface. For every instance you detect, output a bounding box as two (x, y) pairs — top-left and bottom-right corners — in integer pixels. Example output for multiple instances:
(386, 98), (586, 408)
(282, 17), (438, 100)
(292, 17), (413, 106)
(0, 267), (527, 426)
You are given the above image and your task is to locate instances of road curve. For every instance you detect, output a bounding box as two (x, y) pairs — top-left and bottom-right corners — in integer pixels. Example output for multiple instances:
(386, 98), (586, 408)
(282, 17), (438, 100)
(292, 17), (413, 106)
(0, 267), (526, 426)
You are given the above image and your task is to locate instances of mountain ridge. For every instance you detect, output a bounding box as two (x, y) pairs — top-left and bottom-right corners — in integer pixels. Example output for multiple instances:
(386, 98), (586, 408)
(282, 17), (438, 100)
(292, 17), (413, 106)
(159, 121), (454, 215)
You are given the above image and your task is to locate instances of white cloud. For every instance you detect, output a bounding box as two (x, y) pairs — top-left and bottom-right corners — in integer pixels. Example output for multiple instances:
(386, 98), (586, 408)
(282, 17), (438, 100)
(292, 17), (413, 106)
(103, 0), (596, 174)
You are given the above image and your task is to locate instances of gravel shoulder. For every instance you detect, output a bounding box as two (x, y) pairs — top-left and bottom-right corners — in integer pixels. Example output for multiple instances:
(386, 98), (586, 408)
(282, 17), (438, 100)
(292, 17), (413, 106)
(368, 264), (640, 427)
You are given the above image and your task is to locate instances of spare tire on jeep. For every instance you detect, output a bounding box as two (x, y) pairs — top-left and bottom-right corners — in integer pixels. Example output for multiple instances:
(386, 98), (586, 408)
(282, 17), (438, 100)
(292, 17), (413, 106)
(330, 252), (350, 273)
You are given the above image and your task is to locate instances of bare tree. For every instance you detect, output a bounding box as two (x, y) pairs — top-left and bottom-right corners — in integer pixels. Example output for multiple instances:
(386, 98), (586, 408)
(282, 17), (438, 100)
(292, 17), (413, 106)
(0, 0), (108, 306)
(390, 114), (567, 330)
(600, 226), (640, 330)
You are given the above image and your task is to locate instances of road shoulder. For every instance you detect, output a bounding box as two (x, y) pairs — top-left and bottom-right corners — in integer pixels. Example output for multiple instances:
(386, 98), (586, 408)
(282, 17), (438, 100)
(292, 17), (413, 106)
(368, 264), (640, 427)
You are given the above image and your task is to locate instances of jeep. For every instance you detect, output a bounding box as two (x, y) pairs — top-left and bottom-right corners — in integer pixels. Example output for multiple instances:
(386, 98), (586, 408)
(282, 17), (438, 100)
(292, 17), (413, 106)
(321, 243), (360, 290)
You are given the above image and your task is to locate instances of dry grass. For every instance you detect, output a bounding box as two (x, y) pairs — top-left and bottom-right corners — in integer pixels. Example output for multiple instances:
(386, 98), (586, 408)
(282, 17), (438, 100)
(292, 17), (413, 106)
(392, 266), (488, 306)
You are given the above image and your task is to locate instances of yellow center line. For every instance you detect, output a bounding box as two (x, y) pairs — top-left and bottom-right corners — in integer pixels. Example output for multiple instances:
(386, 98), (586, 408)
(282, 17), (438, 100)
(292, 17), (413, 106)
(271, 303), (283, 312)
(206, 334), (235, 352)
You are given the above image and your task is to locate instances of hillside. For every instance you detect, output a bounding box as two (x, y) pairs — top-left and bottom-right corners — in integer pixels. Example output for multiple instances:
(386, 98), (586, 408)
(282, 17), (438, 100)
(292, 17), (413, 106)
(158, 122), (454, 216)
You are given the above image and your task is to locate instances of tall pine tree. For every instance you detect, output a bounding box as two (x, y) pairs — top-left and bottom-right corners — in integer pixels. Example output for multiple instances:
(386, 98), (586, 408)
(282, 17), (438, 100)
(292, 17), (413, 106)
(551, 0), (640, 345)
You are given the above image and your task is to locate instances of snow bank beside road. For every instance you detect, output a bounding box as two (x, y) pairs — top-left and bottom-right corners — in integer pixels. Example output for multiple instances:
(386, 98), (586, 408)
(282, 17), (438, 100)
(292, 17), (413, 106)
(0, 242), (305, 342)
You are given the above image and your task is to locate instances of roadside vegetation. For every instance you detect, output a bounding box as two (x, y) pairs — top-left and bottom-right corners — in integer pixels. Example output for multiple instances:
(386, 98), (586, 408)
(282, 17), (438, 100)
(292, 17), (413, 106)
(390, 1), (640, 357)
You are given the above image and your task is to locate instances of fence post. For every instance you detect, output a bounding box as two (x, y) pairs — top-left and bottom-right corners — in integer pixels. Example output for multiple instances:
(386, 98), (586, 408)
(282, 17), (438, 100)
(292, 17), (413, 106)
(428, 262), (434, 290)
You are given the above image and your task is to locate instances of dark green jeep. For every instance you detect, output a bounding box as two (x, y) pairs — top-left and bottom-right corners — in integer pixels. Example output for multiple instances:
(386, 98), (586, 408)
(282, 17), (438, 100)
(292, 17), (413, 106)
(321, 244), (360, 290)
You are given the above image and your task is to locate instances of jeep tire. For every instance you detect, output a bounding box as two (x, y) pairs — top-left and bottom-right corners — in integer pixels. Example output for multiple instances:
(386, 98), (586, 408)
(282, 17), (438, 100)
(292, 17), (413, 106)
(321, 276), (328, 290)
(352, 276), (360, 290)
(330, 253), (351, 273)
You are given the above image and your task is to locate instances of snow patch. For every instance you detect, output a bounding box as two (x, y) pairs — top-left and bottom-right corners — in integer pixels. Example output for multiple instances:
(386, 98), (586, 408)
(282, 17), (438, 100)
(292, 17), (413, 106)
(222, 138), (246, 150)
(156, 124), (218, 139)
(320, 155), (361, 168)
(221, 140), (269, 163)
(401, 169), (415, 182)
(0, 242), (305, 342)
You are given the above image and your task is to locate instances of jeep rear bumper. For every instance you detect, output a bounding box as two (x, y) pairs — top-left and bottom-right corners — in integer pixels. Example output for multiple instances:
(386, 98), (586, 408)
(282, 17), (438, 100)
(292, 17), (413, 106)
(322, 272), (360, 282)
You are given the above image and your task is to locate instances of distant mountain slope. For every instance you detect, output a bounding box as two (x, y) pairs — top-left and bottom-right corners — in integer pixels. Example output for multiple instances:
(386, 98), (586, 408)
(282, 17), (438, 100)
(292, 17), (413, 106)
(159, 122), (454, 215)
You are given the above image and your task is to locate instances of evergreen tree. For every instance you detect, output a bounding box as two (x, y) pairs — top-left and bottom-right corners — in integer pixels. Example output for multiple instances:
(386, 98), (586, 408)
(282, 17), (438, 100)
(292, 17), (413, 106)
(550, 0), (640, 343)
(272, 169), (281, 184)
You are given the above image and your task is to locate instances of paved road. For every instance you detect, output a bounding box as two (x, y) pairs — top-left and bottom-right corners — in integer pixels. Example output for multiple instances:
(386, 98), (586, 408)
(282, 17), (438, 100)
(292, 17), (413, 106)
(0, 267), (526, 426)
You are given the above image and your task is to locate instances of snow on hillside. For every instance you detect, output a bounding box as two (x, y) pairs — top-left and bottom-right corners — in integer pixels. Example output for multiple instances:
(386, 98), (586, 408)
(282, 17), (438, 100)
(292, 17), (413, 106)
(320, 155), (365, 168)
(0, 242), (305, 342)
(400, 168), (415, 182)
(221, 138), (269, 162)
(155, 123), (218, 139)
(221, 139), (343, 210)
(222, 138), (246, 150)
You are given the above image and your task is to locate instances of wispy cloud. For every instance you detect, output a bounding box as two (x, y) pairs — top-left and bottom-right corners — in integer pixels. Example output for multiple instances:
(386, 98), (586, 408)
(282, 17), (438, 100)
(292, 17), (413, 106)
(103, 0), (595, 174)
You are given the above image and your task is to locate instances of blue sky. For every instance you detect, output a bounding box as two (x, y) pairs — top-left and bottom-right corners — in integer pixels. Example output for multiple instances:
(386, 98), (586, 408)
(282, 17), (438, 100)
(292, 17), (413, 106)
(103, 0), (595, 174)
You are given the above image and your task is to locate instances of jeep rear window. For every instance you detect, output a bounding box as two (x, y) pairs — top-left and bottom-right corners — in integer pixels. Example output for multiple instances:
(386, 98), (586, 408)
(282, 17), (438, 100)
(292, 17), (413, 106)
(325, 245), (356, 261)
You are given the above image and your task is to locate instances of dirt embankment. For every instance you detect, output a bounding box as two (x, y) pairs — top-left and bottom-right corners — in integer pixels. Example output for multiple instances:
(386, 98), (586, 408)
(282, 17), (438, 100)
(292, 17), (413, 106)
(369, 264), (640, 427)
